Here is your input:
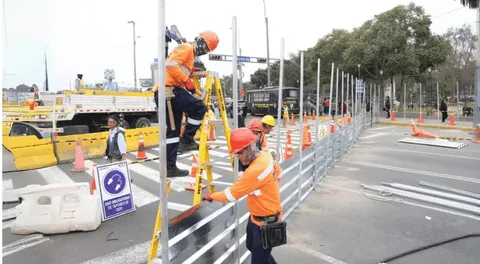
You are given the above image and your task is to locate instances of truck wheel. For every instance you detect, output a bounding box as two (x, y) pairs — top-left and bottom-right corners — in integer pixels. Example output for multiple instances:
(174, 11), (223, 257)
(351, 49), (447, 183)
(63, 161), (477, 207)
(61, 125), (89, 135)
(132, 117), (151, 128)
(120, 120), (130, 129)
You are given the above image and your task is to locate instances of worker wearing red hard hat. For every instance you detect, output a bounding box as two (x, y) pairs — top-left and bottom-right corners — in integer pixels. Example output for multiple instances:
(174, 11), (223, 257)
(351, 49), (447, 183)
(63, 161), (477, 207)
(203, 128), (283, 263)
(247, 118), (267, 150)
(153, 30), (219, 177)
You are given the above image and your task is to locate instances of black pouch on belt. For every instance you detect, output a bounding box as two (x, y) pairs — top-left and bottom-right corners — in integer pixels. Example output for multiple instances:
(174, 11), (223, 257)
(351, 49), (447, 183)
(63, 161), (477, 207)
(257, 214), (287, 249)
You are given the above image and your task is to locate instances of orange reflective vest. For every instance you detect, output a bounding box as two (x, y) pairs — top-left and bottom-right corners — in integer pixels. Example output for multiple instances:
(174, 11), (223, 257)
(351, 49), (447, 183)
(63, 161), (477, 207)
(211, 152), (283, 226)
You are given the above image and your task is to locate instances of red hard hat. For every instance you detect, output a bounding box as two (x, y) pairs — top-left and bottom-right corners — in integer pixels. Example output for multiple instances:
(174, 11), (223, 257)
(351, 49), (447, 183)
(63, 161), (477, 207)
(247, 118), (263, 132)
(229, 127), (256, 154)
(199, 31), (219, 52)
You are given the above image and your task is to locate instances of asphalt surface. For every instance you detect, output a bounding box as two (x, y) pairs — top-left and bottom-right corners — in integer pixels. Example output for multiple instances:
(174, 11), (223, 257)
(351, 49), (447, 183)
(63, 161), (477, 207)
(277, 124), (480, 264)
(2, 115), (329, 264)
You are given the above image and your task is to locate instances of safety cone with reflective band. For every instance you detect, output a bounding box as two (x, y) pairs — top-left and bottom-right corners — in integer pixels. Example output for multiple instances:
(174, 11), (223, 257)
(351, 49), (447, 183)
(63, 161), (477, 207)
(302, 124), (312, 150)
(136, 132), (147, 160)
(208, 123), (216, 141)
(391, 110), (396, 121)
(473, 125), (480, 144)
(449, 113), (456, 126)
(290, 113), (295, 125)
(282, 115), (287, 128)
(90, 164), (97, 195)
(329, 120), (335, 134)
(417, 112), (424, 123)
(283, 131), (293, 160)
(303, 113), (308, 123)
(312, 112), (316, 120)
(306, 124), (312, 146)
(72, 138), (88, 172)
(337, 118), (343, 129)
(411, 120), (437, 138)
(185, 155), (205, 191)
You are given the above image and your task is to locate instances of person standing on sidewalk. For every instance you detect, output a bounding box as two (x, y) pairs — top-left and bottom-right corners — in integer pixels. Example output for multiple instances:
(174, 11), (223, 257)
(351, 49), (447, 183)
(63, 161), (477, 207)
(105, 115), (127, 163)
(385, 96), (391, 118)
(440, 99), (448, 122)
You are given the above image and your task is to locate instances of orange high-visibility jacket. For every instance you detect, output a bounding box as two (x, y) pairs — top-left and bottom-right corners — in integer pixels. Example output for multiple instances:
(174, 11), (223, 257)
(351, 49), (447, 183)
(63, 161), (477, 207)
(153, 43), (195, 91)
(211, 152), (283, 226)
(260, 134), (268, 150)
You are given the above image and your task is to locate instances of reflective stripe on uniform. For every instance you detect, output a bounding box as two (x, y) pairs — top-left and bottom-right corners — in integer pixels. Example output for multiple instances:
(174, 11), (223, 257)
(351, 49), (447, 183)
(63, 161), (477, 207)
(166, 137), (179, 144)
(166, 61), (190, 76)
(224, 188), (236, 201)
(187, 118), (202, 125)
(257, 157), (274, 181)
(249, 189), (262, 196)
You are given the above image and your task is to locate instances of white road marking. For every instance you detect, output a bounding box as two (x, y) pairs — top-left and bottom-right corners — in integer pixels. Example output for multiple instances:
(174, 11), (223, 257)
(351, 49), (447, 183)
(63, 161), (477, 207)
(37, 166), (75, 184)
(359, 132), (387, 140)
(3, 179), (13, 191)
(368, 126), (393, 131)
(2, 234), (50, 257)
(286, 244), (349, 264)
(129, 184), (159, 208)
(2, 207), (16, 221)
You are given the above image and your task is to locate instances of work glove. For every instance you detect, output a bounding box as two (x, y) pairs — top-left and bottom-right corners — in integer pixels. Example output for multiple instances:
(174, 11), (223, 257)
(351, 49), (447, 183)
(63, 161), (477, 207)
(202, 193), (213, 202)
(184, 78), (196, 92)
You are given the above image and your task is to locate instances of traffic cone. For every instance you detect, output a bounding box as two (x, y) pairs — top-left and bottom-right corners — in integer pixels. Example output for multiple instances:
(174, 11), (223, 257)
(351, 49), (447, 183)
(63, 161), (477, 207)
(449, 113), (456, 126)
(417, 112), (424, 123)
(411, 120), (437, 138)
(391, 110), (396, 121)
(303, 113), (307, 123)
(329, 120), (335, 134)
(136, 132), (147, 160)
(411, 120), (421, 136)
(307, 124), (312, 145)
(208, 124), (216, 141)
(283, 131), (293, 160)
(90, 164), (97, 195)
(473, 125), (480, 144)
(312, 112), (316, 120)
(302, 124), (312, 150)
(290, 113), (295, 125)
(71, 138), (87, 172)
(282, 115), (287, 128)
(185, 155), (205, 191)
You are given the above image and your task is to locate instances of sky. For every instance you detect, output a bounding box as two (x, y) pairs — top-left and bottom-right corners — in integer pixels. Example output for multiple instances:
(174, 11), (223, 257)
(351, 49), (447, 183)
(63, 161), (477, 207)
(1, 0), (477, 91)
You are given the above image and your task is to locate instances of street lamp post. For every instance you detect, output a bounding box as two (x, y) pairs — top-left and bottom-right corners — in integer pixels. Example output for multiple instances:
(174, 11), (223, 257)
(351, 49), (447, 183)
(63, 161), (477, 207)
(427, 67), (432, 115)
(380, 70), (384, 116)
(262, 0), (271, 86)
(128, 21), (138, 90)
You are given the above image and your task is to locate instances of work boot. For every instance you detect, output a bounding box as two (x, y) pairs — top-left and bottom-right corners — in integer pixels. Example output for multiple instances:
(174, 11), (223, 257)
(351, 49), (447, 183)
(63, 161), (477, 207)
(167, 164), (189, 177)
(178, 140), (199, 153)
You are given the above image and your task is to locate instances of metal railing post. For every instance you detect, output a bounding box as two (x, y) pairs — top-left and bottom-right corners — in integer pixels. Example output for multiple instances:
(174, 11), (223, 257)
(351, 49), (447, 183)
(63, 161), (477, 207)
(297, 51), (304, 205)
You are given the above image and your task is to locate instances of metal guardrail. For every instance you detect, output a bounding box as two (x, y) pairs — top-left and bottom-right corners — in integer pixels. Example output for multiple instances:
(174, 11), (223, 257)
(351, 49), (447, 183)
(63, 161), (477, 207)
(157, 111), (372, 263)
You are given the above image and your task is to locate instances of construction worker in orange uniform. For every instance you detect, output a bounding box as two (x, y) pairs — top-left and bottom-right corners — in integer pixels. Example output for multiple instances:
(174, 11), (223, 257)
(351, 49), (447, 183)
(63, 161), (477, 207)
(203, 128), (283, 264)
(153, 31), (219, 177)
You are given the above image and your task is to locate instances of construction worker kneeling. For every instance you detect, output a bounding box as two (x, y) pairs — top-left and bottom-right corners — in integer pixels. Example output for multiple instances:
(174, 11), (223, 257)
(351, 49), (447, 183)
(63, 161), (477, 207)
(153, 30), (219, 177)
(203, 128), (287, 264)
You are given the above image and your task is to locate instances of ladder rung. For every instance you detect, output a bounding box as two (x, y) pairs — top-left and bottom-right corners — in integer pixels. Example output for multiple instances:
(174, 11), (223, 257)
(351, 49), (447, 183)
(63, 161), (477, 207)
(151, 258), (163, 264)
(208, 120), (222, 125)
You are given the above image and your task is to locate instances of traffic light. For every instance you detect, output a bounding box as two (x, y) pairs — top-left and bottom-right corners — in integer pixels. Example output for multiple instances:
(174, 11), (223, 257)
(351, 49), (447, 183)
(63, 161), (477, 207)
(209, 54), (223, 61)
(257, 58), (267, 63)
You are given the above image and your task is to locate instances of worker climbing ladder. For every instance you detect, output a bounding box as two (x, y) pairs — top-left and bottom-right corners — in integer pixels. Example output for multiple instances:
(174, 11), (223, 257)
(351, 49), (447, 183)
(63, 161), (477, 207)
(190, 70), (233, 206)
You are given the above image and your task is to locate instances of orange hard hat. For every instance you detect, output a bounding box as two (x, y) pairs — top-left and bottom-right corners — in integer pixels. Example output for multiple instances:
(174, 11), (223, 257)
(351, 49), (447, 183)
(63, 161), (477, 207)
(229, 127), (256, 154)
(247, 118), (263, 133)
(199, 31), (219, 52)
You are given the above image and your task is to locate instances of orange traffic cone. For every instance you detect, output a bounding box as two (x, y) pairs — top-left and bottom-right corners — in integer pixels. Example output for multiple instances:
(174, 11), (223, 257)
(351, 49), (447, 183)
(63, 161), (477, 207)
(312, 112), (316, 120)
(449, 113), (456, 126)
(307, 124), (312, 145)
(136, 132), (147, 160)
(208, 124), (216, 141)
(411, 120), (421, 136)
(304, 113), (308, 123)
(290, 113), (295, 125)
(329, 120), (335, 134)
(283, 131), (293, 160)
(302, 124), (312, 150)
(417, 112), (424, 123)
(391, 110), (396, 121)
(337, 118), (343, 129)
(411, 120), (437, 138)
(90, 164), (97, 195)
(71, 138), (87, 172)
(473, 125), (480, 144)
(282, 115), (287, 128)
(185, 155), (205, 191)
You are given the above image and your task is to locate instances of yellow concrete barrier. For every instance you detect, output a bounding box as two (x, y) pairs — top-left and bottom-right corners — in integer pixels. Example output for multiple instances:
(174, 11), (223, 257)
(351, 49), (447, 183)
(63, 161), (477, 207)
(2, 136), (57, 170)
(377, 121), (475, 131)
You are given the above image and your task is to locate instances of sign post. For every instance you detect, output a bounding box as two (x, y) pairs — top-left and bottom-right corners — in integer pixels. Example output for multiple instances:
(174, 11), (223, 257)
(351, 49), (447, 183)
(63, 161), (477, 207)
(95, 161), (135, 221)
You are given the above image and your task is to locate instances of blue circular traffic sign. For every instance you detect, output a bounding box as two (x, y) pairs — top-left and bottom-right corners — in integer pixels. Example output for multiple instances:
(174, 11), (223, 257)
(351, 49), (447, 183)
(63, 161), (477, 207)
(103, 170), (126, 195)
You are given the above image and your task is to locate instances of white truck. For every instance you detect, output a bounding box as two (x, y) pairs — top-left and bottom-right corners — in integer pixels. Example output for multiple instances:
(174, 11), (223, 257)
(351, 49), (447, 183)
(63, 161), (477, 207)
(2, 90), (158, 135)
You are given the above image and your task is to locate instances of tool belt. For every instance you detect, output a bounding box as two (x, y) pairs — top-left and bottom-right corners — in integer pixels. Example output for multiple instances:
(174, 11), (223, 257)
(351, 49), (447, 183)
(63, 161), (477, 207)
(254, 212), (287, 249)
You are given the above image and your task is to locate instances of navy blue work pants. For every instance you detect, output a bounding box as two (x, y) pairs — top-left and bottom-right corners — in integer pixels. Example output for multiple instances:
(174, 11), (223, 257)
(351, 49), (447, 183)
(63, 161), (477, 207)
(246, 217), (277, 264)
(154, 88), (207, 166)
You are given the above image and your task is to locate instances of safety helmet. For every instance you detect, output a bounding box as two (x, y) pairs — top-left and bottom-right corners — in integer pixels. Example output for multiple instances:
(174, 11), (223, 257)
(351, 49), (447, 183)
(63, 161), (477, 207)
(199, 31), (219, 52)
(247, 119), (263, 133)
(261, 115), (275, 127)
(229, 127), (257, 154)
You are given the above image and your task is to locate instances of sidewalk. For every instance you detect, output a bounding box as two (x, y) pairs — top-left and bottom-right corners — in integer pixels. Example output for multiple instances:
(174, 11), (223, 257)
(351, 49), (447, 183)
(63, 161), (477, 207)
(378, 118), (476, 131)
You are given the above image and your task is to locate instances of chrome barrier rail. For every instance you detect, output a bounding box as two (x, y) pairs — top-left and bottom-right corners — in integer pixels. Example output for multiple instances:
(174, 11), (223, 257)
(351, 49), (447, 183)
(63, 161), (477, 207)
(161, 112), (368, 263)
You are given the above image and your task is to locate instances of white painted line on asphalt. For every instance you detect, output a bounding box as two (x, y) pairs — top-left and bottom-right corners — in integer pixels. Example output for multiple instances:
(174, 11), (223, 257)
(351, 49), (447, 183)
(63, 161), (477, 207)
(37, 166), (75, 184)
(320, 182), (480, 221)
(359, 132), (387, 140)
(368, 126), (393, 131)
(2, 234), (50, 257)
(84, 160), (97, 177)
(3, 179), (13, 191)
(167, 202), (191, 211)
(2, 207), (16, 221)
(348, 161), (480, 184)
(78, 241), (151, 264)
(211, 180), (233, 186)
(130, 184), (159, 208)
(354, 144), (480, 161)
(286, 244), (349, 264)
(3, 219), (15, 229)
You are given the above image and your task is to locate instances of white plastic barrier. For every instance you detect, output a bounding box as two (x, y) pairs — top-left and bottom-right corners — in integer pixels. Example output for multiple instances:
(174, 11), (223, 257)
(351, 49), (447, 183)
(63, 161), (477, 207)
(11, 182), (102, 235)
(3, 184), (43, 203)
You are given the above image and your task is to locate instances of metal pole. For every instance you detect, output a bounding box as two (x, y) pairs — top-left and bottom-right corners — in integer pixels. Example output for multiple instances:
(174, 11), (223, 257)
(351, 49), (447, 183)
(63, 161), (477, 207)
(335, 68), (339, 119)
(297, 51), (304, 204)
(156, 0), (169, 262)
(128, 21), (138, 90)
(436, 82), (440, 121)
(262, 0), (271, 86)
(341, 71), (344, 118)
(275, 38), (285, 158)
(355, 78), (358, 118)
(476, 8), (480, 126)
(420, 83), (422, 118)
(315, 58), (321, 143)
(456, 81), (459, 121)
(328, 63), (334, 118)
(231, 16), (240, 264)
(346, 73), (349, 117)
(351, 75), (354, 118)
(404, 83), (407, 121)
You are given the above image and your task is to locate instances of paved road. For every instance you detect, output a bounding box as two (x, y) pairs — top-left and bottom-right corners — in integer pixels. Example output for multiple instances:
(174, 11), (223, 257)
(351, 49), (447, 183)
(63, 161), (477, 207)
(2, 116), (329, 263)
(276, 124), (480, 264)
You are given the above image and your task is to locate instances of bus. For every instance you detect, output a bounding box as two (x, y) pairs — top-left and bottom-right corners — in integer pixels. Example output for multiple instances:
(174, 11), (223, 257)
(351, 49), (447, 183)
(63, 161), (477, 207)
(244, 86), (300, 116)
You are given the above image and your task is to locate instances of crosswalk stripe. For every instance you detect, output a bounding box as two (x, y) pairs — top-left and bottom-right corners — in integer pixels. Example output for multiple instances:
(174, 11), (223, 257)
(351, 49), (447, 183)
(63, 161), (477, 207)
(3, 179), (13, 191)
(2, 207), (16, 221)
(130, 184), (159, 208)
(37, 166), (75, 184)
(2, 234), (50, 258)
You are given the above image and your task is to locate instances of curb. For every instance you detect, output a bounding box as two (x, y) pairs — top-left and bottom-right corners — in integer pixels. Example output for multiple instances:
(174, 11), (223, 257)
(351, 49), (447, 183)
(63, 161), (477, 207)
(378, 121), (475, 131)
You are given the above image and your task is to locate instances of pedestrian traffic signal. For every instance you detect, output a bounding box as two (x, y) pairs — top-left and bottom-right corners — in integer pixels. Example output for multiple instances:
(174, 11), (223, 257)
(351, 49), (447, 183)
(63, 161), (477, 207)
(209, 54), (223, 61)
(257, 58), (267, 63)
